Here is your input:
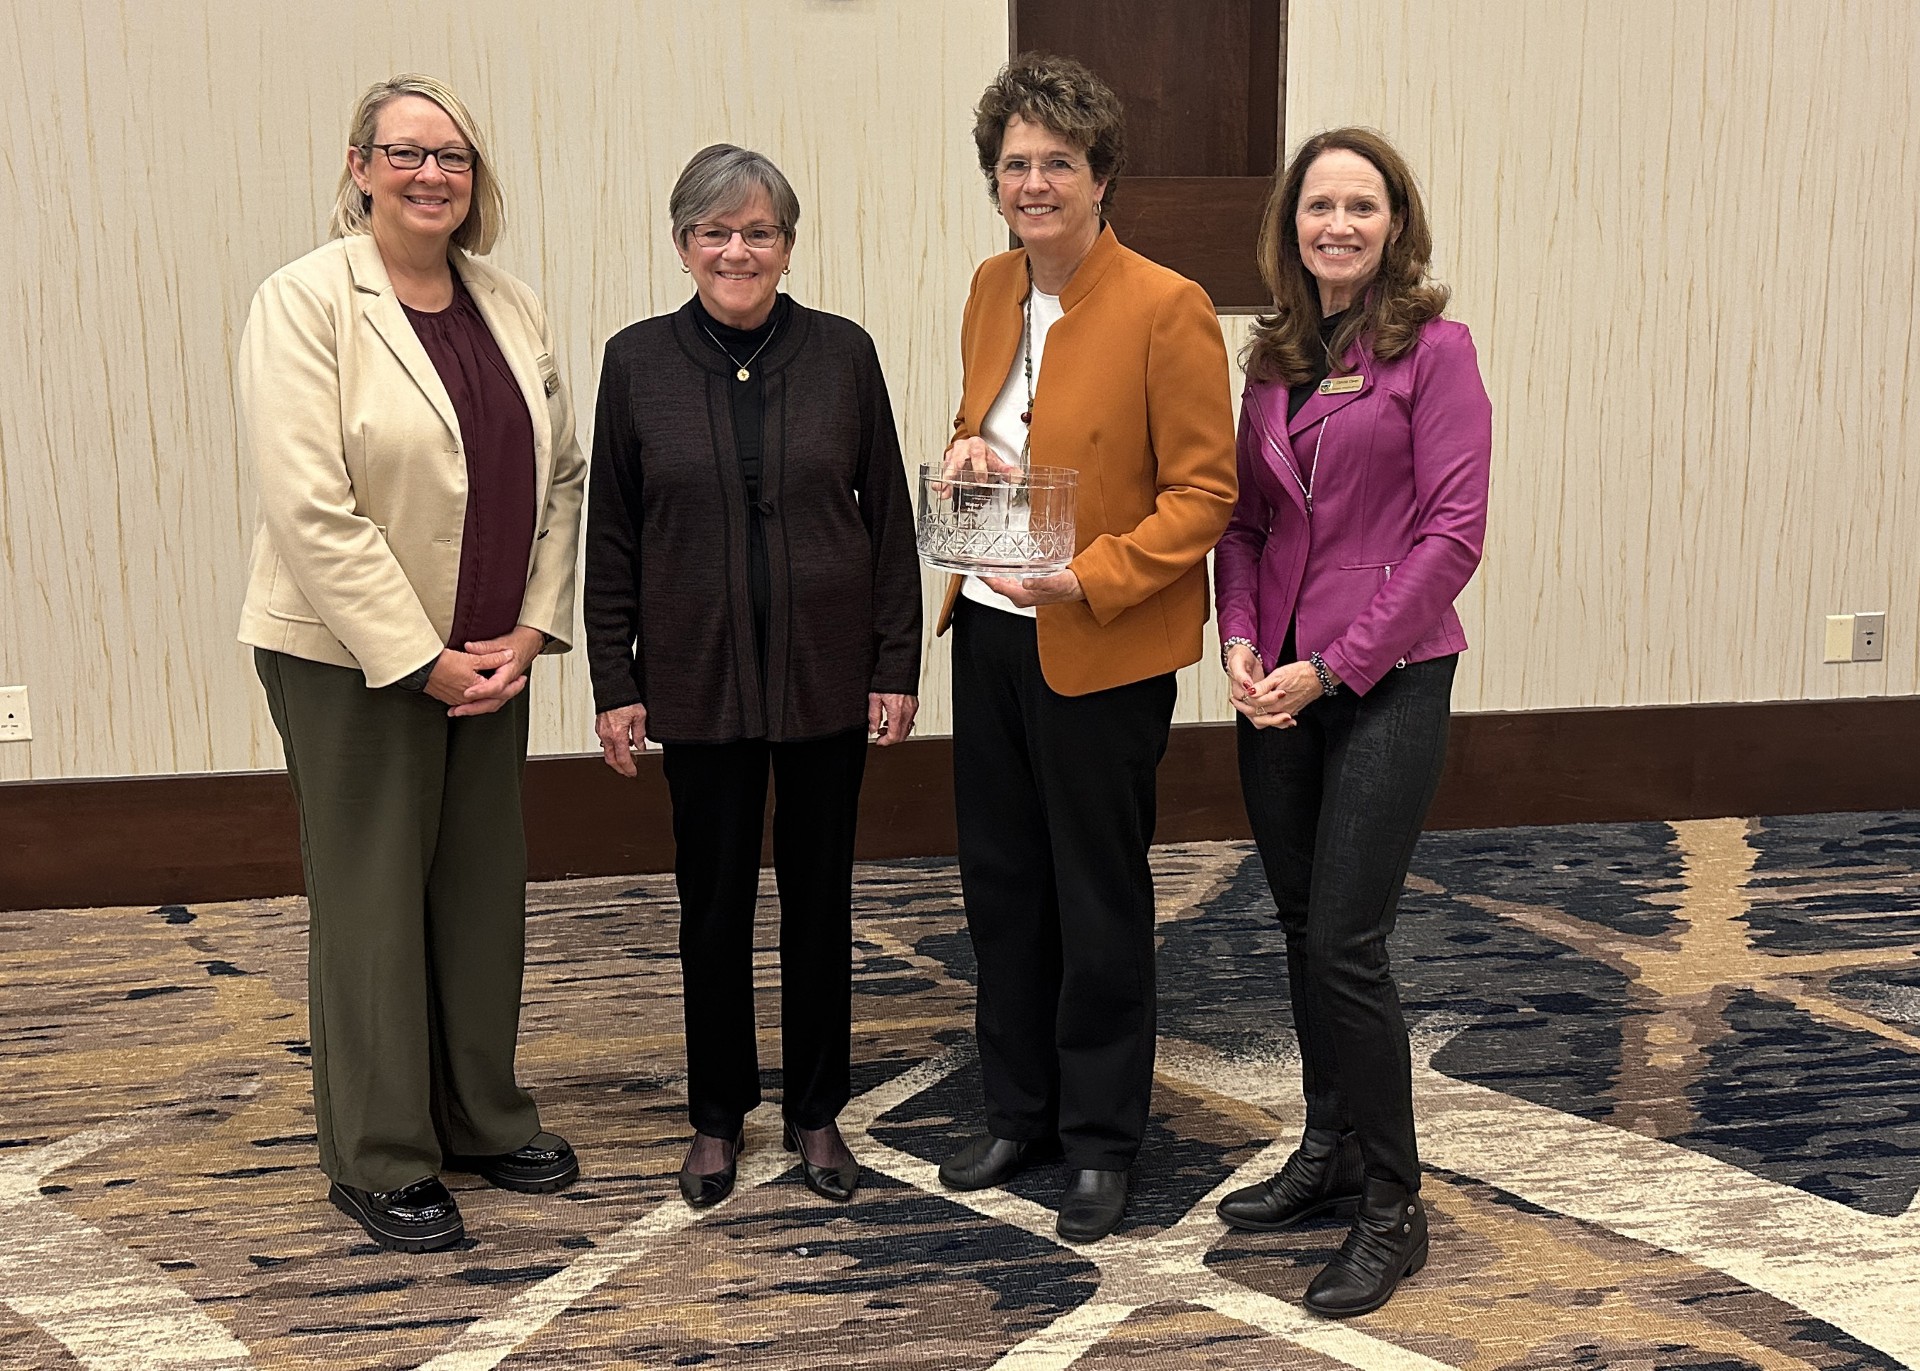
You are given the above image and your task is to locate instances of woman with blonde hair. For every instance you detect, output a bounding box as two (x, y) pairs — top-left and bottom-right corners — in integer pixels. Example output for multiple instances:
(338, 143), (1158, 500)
(1213, 126), (1492, 1315)
(238, 74), (586, 1251)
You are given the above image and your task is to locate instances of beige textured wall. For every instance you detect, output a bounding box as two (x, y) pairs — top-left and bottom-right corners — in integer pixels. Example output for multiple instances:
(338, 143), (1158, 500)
(0, 0), (1005, 781)
(3, 1), (1916, 782)
(1284, 0), (1920, 713)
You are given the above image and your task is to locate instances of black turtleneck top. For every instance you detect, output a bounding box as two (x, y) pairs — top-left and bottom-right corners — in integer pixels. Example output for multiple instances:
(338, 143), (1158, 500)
(691, 292), (793, 673)
(1287, 308), (1353, 419)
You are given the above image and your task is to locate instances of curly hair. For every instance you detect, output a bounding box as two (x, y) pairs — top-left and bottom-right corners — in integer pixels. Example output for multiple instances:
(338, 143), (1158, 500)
(972, 52), (1127, 215)
(1243, 127), (1450, 386)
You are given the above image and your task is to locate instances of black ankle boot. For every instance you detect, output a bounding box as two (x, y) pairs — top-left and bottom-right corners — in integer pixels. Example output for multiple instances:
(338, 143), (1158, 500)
(1303, 1177), (1428, 1318)
(1216, 1127), (1363, 1231)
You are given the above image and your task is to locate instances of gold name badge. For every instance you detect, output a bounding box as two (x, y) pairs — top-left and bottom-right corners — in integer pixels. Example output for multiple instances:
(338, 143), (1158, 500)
(1319, 374), (1364, 395)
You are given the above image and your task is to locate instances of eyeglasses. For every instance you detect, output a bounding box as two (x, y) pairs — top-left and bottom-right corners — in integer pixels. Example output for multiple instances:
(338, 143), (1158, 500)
(687, 222), (789, 250)
(368, 143), (476, 174)
(995, 157), (1086, 185)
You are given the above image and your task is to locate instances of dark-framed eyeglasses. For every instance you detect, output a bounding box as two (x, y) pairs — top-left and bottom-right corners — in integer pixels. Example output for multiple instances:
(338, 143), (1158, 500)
(687, 222), (789, 251)
(995, 156), (1085, 185)
(367, 143), (476, 174)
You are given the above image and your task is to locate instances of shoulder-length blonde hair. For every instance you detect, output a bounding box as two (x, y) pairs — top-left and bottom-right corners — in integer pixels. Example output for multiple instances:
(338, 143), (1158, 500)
(1244, 127), (1448, 386)
(328, 74), (505, 254)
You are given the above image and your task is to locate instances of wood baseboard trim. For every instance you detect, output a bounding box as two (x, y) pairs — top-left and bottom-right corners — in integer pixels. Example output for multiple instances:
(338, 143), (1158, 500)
(4, 697), (1916, 912)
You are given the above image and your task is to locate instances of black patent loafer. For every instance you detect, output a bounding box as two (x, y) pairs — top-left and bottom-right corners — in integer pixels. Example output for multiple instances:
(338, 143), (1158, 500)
(329, 1176), (464, 1253)
(448, 1131), (580, 1194)
(783, 1120), (860, 1203)
(1217, 1127), (1363, 1232)
(1056, 1168), (1128, 1243)
(1304, 1178), (1430, 1318)
(937, 1132), (1063, 1192)
(678, 1130), (744, 1209)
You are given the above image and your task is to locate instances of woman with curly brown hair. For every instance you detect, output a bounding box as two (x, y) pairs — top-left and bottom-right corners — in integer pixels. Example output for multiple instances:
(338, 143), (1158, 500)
(930, 54), (1237, 1244)
(1211, 127), (1492, 1316)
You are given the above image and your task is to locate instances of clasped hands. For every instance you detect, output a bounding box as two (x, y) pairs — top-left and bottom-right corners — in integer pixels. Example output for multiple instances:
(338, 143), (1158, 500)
(426, 624), (546, 717)
(1225, 643), (1325, 730)
(940, 436), (1083, 607)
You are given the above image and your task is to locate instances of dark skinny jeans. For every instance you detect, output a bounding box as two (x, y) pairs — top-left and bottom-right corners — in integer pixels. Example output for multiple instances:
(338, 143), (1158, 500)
(1237, 653), (1456, 1191)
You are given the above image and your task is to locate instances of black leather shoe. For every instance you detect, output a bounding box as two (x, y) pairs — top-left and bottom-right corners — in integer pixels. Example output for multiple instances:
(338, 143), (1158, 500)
(677, 1130), (744, 1209)
(1303, 1178), (1429, 1318)
(447, 1131), (580, 1194)
(1056, 1168), (1128, 1243)
(329, 1177), (464, 1253)
(783, 1120), (861, 1202)
(937, 1132), (1062, 1192)
(1216, 1127), (1363, 1231)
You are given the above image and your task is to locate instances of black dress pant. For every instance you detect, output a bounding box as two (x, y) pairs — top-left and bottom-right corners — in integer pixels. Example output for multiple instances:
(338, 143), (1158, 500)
(952, 598), (1175, 1171)
(1236, 653), (1456, 1192)
(661, 726), (868, 1137)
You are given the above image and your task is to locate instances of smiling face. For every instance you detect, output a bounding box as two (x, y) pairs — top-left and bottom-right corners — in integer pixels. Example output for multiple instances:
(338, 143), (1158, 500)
(994, 115), (1108, 268)
(346, 94), (473, 252)
(1294, 148), (1396, 314)
(674, 187), (792, 330)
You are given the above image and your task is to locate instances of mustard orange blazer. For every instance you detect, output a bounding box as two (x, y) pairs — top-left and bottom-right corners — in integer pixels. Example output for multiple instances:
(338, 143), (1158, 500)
(938, 225), (1237, 696)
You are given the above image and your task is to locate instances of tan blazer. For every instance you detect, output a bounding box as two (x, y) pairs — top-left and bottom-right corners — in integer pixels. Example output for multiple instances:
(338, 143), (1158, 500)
(939, 226), (1237, 696)
(236, 236), (586, 687)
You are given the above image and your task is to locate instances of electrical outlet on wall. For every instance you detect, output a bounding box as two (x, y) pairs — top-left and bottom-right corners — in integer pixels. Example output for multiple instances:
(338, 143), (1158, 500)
(1825, 615), (1856, 663)
(1825, 612), (1889, 664)
(0, 686), (29, 742)
(1853, 612), (1886, 662)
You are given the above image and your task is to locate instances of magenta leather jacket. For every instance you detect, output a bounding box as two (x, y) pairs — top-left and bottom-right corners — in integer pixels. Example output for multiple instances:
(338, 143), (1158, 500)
(1214, 317), (1493, 695)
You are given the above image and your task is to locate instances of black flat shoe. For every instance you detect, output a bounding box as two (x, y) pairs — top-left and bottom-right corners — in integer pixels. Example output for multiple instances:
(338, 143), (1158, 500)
(329, 1177), (464, 1253)
(1304, 1178), (1429, 1318)
(677, 1130), (744, 1209)
(447, 1131), (580, 1194)
(937, 1132), (1063, 1192)
(1217, 1127), (1363, 1232)
(1056, 1168), (1128, 1243)
(783, 1120), (861, 1203)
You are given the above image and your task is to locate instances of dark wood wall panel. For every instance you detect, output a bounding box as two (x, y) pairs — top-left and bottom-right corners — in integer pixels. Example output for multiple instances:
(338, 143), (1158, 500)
(5, 698), (1918, 912)
(1102, 177), (1271, 310)
(1010, 0), (1285, 308)
(1014, 0), (1268, 177)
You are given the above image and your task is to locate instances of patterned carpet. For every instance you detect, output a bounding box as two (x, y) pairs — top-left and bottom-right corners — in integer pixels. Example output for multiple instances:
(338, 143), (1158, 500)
(3, 812), (1918, 1370)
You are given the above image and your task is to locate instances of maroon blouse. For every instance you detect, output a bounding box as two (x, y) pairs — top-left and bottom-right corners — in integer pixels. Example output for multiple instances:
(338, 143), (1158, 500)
(403, 278), (537, 648)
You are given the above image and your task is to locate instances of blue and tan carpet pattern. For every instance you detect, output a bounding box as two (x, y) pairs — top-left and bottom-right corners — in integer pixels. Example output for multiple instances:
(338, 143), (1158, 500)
(2, 811), (1918, 1369)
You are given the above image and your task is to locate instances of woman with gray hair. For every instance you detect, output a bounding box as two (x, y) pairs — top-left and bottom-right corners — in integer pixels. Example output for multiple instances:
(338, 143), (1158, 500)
(585, 144), (921, 1209)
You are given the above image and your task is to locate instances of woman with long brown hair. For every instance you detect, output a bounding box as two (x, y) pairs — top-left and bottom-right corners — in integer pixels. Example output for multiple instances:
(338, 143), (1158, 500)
(1212, 127), (1493, 1315)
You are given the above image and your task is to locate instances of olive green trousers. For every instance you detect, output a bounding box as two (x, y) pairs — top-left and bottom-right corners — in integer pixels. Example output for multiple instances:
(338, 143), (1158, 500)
(256, 649), (542, 1191)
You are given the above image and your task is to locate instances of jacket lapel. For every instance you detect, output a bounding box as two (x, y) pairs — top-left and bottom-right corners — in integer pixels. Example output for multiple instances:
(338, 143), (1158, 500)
(1286, 348), (1375, 442)
(963, 257), (1026, 432)
(345, 236), (461, 442)
(458, 254), (552, 485)
(1245, 385), (1308, 514)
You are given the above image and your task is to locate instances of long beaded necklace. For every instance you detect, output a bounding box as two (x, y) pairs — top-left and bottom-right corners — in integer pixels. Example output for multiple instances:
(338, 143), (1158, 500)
(1018, 264), (1038, 462)
(701, 317), (781, 382)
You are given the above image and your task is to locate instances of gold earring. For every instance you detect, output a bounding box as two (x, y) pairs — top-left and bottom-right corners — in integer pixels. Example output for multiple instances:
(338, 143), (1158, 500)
(680, 264), (690, 274)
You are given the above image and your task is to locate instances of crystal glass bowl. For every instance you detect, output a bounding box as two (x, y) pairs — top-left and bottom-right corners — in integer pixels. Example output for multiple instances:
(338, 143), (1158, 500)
(915, 463), (1078, 578)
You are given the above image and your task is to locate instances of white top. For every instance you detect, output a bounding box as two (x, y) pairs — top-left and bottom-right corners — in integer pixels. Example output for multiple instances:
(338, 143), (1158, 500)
(962, 285), (1065, 618)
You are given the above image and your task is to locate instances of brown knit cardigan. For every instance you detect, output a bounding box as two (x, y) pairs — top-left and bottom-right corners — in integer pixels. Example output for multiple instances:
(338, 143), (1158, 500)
(584, 298), (922, 744)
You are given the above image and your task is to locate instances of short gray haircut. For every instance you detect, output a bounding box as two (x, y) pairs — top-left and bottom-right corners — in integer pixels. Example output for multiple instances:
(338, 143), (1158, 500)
(668, 144), (801, 244)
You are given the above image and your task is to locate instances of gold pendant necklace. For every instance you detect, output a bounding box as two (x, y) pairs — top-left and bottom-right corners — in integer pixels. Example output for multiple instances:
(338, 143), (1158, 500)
(701, 318), (780, 382)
